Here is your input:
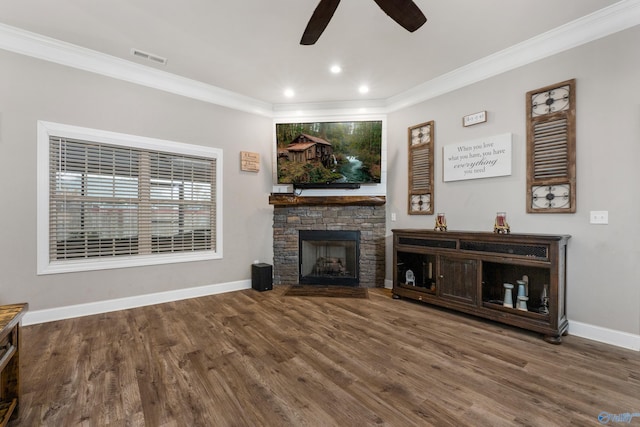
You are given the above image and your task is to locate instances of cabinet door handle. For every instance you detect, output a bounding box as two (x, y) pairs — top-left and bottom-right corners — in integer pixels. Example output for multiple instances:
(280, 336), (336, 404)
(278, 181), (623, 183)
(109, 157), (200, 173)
(439, 275), (444, 279)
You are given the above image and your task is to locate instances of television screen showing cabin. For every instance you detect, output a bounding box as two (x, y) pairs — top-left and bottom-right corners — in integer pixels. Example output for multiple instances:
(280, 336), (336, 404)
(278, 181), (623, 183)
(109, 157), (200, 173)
(275, 121), (382, 185)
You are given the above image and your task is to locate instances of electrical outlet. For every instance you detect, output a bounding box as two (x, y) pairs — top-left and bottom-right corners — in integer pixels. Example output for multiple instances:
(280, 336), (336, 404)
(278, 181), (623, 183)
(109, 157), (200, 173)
(391, 213), (397, 222)
(590, 211), (608, 224)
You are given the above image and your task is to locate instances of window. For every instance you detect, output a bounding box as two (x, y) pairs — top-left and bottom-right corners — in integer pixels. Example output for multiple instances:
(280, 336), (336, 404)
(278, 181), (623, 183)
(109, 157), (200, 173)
(37, 121), (222, 274)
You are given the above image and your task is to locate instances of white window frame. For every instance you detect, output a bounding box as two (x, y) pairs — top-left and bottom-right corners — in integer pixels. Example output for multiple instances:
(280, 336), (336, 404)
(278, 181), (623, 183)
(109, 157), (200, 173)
(37, 121), (223, 275)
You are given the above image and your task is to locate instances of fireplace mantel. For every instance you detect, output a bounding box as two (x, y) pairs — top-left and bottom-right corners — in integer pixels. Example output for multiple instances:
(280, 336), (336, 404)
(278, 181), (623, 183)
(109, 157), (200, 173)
(269, 194), (386, 207)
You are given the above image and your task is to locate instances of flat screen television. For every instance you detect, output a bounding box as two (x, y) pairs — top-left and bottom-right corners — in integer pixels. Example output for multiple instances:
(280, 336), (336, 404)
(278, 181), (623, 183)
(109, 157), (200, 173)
(275, 120), (382, 188)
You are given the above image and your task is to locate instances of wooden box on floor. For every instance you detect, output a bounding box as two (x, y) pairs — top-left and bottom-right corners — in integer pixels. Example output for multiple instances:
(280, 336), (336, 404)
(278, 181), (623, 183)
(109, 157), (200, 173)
(0, 303), (28, 427)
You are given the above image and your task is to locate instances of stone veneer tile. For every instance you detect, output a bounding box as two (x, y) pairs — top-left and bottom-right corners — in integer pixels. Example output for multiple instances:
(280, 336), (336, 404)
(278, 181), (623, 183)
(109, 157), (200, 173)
(272, 205), (385, 288)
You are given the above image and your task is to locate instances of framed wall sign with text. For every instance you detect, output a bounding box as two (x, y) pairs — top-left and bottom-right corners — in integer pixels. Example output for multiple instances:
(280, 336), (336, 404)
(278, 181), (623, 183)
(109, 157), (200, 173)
(443, 133), (512, 182)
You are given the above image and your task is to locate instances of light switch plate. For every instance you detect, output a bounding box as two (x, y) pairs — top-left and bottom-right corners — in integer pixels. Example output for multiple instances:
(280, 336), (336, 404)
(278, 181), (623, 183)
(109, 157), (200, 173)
(590, 211), (608, 224)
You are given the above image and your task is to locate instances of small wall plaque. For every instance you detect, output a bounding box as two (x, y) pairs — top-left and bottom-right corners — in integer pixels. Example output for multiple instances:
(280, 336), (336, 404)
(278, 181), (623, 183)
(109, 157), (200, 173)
(463, 111), (487, 127)
(240, 151), (260, 172)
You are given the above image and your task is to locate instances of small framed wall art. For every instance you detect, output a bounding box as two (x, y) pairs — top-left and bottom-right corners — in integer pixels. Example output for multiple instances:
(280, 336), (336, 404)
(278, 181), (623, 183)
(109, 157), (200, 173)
(462, 111), (487, 127)
(240, 151), (260, 172)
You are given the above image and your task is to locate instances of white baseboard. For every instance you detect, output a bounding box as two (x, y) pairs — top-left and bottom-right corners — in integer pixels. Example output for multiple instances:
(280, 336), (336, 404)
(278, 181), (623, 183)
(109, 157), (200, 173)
(22, 279), (251, 326)
(21, 280), (640, 352)
(382, 279), (639, 351)
(568, 320), (640, 351)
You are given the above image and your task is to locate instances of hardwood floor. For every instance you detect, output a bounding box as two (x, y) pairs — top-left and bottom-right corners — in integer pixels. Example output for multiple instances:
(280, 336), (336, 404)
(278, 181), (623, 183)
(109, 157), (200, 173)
(11, 287), (640, 426)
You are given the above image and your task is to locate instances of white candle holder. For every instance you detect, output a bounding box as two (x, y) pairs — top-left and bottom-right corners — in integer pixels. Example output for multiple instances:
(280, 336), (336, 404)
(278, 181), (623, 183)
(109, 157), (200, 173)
(517, 295), (529, 311)
(503, 283), (514, 308)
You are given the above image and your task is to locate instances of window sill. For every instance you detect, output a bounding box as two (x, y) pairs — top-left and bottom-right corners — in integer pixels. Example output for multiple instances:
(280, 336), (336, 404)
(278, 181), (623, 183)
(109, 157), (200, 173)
(37, 251), (222, 275)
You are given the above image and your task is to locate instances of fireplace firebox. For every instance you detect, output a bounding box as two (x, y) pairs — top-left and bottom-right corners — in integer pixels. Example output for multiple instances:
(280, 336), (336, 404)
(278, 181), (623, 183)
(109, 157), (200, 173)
(299, 230), (360, 286)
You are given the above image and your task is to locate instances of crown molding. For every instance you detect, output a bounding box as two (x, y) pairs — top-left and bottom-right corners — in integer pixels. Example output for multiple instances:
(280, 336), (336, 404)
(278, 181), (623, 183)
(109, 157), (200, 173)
(271, 98), (389, 119)
(0, 23), (273, 117)
(384, 0), (640, 112)
(0, 0), (638, 118)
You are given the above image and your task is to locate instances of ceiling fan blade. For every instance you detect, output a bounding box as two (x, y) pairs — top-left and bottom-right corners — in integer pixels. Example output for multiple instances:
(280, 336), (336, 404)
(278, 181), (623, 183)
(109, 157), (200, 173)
(300, 0), (341, 45)
(372, 0), (427, 33)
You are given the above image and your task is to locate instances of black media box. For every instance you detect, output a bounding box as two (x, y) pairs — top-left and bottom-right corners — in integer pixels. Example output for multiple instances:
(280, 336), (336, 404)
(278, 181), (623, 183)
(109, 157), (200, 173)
(251, 263), (273, 292)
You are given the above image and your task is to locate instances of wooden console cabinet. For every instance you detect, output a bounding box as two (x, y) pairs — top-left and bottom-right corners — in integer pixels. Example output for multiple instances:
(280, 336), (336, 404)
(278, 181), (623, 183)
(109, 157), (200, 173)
(392, 230), (569, 343)
(0, 303), (27, 426)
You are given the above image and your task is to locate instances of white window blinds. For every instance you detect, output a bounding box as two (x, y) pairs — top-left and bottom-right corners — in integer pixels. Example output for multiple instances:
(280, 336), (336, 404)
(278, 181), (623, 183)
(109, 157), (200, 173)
(38, 121), (222, 274)
(50, 137), (216, 260)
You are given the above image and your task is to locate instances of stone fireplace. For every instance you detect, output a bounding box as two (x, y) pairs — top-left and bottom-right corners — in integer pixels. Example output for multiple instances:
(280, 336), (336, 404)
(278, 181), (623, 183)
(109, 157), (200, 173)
(270, 195), (386, 288)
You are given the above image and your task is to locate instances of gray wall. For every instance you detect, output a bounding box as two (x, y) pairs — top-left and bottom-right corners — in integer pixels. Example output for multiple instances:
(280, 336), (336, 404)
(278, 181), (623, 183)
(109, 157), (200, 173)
(1, 25), (639, 339)
(0, 50), (274, 310)
(385, 26), (640, 335)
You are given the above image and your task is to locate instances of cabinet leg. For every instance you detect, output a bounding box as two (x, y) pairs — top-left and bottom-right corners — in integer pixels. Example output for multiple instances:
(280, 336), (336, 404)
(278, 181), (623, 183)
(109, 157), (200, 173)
(543, 334), (562, 344)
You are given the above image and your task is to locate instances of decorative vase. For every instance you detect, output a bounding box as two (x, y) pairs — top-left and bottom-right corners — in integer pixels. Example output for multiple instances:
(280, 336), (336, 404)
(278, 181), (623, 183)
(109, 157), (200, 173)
(503, 283), (514, 308)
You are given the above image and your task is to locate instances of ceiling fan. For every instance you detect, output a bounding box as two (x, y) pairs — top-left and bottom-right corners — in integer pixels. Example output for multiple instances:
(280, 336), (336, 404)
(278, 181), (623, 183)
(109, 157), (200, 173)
(300, 0), (427, 45)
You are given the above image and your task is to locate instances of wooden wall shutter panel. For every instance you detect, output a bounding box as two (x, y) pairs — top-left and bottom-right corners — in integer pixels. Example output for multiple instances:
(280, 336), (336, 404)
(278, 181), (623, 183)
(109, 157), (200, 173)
(526, 79), (576, 213)
(408, 121), (434, 215)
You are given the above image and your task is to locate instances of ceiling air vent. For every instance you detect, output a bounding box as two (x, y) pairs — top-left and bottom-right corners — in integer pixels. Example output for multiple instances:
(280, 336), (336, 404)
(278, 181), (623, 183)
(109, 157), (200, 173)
(130, 48), (167, 65)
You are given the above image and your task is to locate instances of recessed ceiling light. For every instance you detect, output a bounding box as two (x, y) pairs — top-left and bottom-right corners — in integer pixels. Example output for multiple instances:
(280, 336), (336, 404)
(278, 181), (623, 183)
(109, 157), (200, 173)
(358, 85), (369, 94)
(330, 64), (342, 74)
(284, 88), (295, 98)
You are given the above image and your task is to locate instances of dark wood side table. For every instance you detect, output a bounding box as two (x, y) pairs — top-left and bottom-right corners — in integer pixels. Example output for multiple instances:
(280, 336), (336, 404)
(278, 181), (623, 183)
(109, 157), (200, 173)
(0, 303), (27, 427)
